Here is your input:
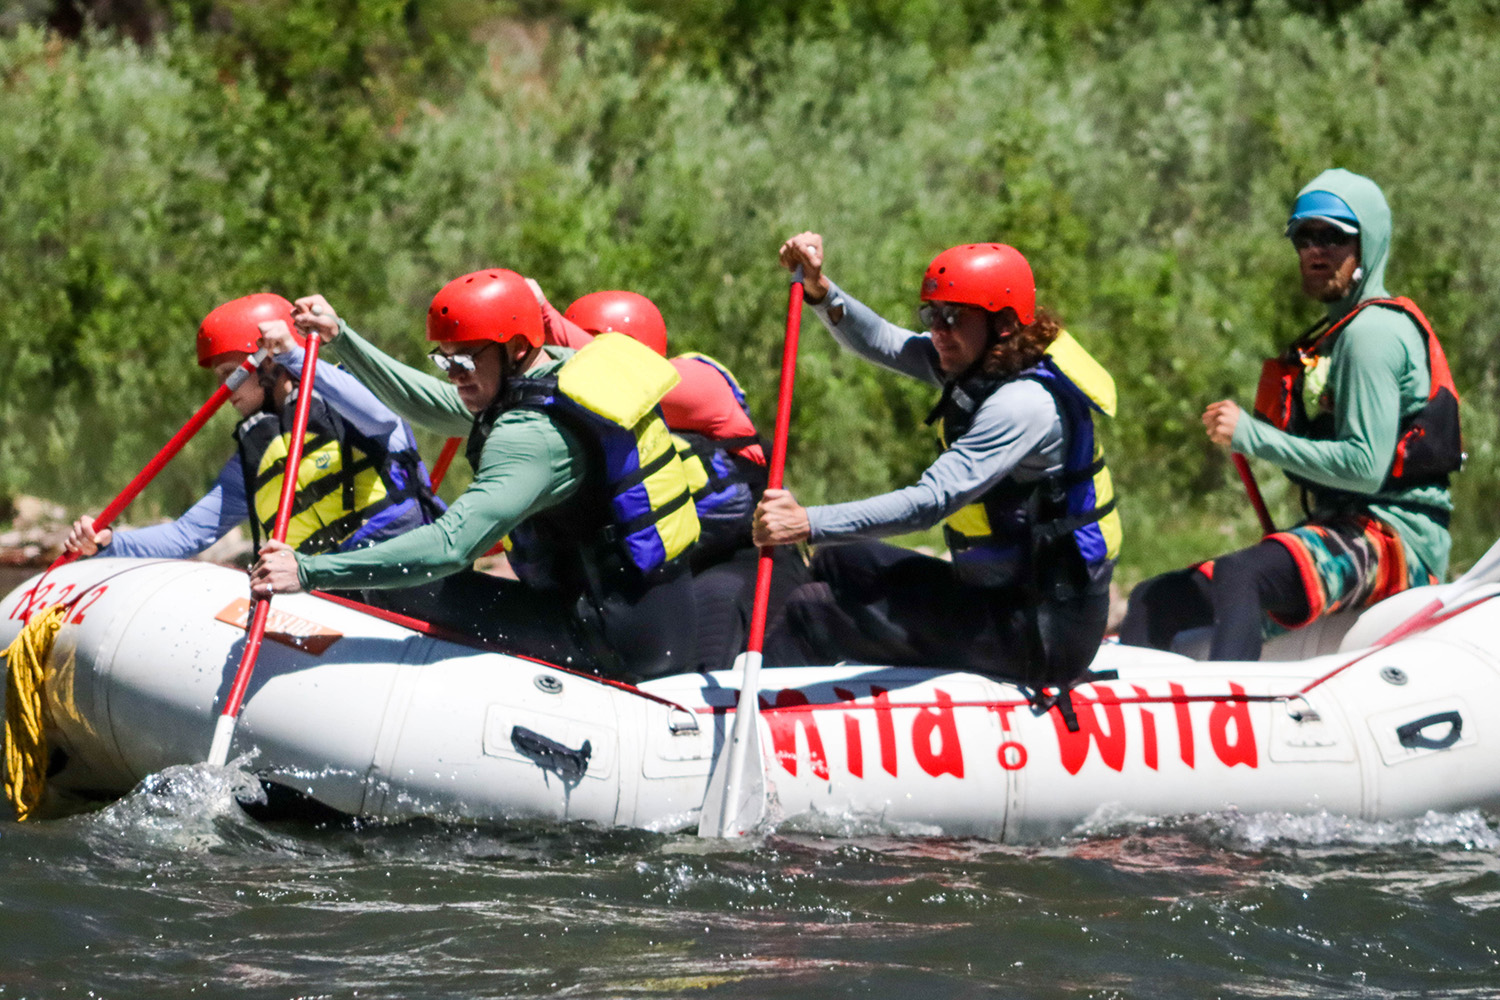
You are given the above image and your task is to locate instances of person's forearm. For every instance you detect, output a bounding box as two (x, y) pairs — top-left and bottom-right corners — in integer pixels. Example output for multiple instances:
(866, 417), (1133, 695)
(1235, 418), (1391, 493)
(808, 280), (943, 386)
(296, 516), (491, 590)
(298, 412), (582, 589)
(107, 460), (244, 558)
(323, 323), (473, 436)
(273, 345), (406, 442)
(808, 485), (940, 542)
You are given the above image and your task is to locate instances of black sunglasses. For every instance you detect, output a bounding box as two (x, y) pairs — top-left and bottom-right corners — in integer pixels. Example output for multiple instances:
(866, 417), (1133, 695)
(1290, 228), (1357, 251)
(428, 342), (497, 374)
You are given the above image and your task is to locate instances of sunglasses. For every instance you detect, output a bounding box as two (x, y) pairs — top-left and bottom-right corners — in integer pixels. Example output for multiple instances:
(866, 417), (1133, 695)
(428, 342), (496, 374)
(918, 303), (971, 331)
(1290, 228), (1357, 251)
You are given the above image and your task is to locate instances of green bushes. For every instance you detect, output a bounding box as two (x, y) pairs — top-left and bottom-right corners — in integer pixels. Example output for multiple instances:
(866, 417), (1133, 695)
(2, 1), (1497, 582)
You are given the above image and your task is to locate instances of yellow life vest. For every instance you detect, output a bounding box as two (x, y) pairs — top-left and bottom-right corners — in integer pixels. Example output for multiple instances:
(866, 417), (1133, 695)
(237, 394), (439, 554)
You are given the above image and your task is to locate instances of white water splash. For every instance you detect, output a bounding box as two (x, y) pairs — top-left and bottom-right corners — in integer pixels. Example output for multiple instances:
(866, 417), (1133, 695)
(1071, 805), (1500, 852)
(1224, 808), (1500, 851)
(81, 755), (269, 854)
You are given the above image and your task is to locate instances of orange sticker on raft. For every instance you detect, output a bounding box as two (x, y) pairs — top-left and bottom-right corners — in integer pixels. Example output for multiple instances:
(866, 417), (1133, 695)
(215, 598), (343, 655)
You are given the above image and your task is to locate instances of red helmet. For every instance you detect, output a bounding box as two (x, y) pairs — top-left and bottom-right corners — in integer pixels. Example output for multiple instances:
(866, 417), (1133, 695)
(919, 244), (1035, 325)
(196, 293), (300, 367)
(426, 269), (544, 348)
(564, 291), (668, 357)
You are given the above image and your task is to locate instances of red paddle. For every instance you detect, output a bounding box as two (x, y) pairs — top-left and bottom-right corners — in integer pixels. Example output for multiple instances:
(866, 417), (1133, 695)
(19, 351), (267, 624)
(1232, 453), (1276, 535)
(429, 436), (463, 491)
(699, 265), (804, 838)
(48, 351), (266, 576)
(207, 330), (322, 766)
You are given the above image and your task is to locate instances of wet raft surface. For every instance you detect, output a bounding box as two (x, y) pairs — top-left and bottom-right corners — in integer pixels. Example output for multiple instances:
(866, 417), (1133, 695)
(3, 761), (1500, 998)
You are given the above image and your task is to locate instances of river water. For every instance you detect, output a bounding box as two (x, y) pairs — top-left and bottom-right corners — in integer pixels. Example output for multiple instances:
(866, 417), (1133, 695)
(3, 762), (1499, 999)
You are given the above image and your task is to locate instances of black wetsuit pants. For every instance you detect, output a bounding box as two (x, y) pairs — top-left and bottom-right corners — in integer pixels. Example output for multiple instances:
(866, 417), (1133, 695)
(1117, 539), (1309, 661)
(689, 543), (810, 672)
(370, 568), (697, 680)
(764, 539), (1110, 687)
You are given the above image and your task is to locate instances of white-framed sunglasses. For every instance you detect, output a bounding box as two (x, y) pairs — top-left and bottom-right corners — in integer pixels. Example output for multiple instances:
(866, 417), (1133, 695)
(428, 342), (497, 374)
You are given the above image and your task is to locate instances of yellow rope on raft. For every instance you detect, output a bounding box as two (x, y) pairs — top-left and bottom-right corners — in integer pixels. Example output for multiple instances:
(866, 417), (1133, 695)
(3, 603), (67, 821)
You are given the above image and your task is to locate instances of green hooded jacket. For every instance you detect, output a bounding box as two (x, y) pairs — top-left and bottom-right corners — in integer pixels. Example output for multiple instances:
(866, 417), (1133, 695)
(1231, 168), (1452, 579)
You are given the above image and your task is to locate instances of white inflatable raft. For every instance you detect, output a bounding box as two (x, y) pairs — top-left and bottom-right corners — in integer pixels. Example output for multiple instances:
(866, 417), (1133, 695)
(4, 557), (1498, 839)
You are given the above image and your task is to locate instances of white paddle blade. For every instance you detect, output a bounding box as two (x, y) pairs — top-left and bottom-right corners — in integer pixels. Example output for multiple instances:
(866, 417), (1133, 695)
(697, 652), (767, 839)
(1453, 537), (1500, 591)
(207, 713), (237, 767)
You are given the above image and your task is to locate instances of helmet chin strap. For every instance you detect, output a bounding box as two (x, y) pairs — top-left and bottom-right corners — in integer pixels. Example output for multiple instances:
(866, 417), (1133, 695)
(490, 340), (542, 410)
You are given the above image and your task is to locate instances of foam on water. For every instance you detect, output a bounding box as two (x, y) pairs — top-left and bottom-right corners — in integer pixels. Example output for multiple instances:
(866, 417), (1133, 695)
(76, 756), (276, 855)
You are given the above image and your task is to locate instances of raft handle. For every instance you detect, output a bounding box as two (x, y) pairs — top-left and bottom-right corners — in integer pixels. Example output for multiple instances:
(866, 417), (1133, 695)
(1396, 711), (1463, 751)
(669, 707), (700, 735)
(511, 726), (592, 781)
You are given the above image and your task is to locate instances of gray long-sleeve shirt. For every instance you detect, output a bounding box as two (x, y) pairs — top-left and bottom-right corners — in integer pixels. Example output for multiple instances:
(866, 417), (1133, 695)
(804, 280), (1066, 543)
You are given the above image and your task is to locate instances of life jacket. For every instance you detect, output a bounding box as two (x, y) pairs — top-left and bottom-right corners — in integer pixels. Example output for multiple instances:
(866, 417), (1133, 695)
(236, 393), (442, 554)
(1253, 297), (1463, 493)
(667, 353), (767, 562)
(471, 334), (701, 594)
(932, 331), (1122, 594)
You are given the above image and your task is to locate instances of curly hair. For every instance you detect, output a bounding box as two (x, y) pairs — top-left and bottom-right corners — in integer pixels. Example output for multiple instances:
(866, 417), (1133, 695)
(980, 308), (1063, 379)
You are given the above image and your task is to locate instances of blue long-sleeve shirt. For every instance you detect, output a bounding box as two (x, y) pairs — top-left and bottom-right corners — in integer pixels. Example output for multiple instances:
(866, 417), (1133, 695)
(104, 347), (428, 558)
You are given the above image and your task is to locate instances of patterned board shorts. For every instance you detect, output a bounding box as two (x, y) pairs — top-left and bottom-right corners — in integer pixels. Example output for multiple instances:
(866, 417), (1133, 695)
(1263, 514), (1436, 630)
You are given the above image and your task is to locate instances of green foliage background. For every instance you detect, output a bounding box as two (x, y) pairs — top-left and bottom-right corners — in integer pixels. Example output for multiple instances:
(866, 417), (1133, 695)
(2, 0), (1497, 586)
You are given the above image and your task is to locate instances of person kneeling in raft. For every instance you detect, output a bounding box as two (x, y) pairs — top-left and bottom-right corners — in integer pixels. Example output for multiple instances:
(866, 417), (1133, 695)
(248, 271), (703, 681)
(755, 233), (1121, 694)
(65, 294), (443, 565)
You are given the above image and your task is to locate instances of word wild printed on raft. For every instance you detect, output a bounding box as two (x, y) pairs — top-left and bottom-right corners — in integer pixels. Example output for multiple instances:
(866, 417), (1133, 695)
(751, 683), (1259, 780)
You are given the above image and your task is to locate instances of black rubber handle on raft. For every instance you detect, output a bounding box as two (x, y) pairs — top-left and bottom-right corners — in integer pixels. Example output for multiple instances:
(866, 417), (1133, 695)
(1396, 711), (1463, 751)
(511, 726), (593, 781)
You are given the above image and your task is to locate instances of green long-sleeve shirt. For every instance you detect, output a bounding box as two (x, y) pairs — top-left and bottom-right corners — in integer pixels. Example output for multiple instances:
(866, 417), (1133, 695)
(293, 326), (587, 591)
(1231, 169), (1452, 579)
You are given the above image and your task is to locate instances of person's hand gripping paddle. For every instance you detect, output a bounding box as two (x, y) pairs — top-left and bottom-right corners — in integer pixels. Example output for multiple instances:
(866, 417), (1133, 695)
(206, 322), (322, 767)
(698, 266), (805, 839)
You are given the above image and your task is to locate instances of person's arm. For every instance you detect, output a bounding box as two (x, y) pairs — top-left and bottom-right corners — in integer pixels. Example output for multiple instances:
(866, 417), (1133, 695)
(1234, 314), (1413, 493)
(270, 343), (412, 446)
(808, 279), (945, 387)
(807, 380), (1061, 541)
(662, 358), (765, 464)
(538, 300), (595, 349)
(292, 409), (586, 590)
(104, 457), (249, 558)
(779, 231), (943, 386)
(319, 322), (474, 438)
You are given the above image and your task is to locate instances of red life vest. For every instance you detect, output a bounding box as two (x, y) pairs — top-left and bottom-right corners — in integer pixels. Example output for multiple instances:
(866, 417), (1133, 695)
(1252, 297), (1463, 491)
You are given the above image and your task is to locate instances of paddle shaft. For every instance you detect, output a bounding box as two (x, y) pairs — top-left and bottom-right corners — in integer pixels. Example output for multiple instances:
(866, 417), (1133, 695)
(746, 270), (806, 653)
(42, 350), (266, 582)
(1232, 453), (1275, 535)
(429, 436), (463, 491)
(211, 332), (322, 758)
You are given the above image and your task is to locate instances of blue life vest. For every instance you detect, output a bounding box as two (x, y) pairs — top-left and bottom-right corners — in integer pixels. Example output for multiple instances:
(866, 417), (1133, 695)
(668, 353), (766, 564)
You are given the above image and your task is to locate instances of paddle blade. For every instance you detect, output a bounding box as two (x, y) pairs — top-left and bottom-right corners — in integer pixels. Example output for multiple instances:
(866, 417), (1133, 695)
(697, 652), (767, 839)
